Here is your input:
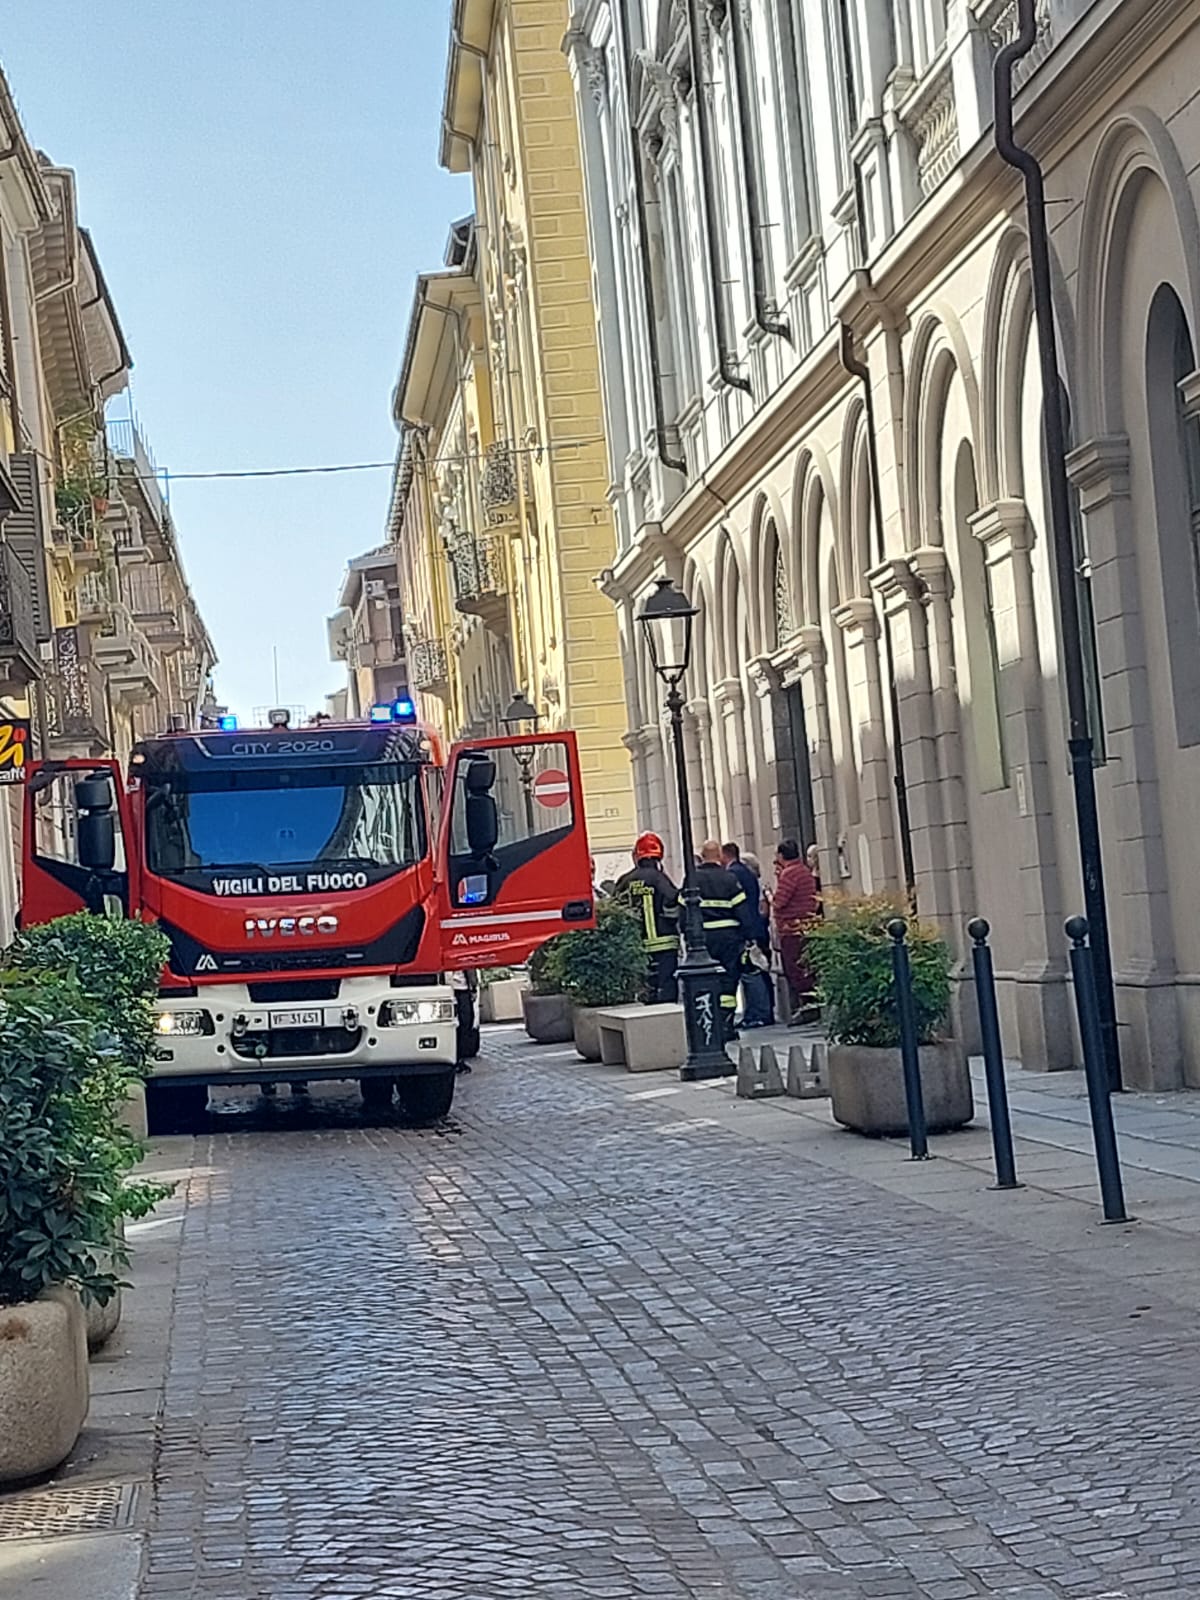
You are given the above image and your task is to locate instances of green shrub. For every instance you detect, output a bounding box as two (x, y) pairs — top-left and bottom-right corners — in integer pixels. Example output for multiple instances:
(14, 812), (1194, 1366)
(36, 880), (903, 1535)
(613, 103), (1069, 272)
(527, 935), (567, 995)
(805, 894), (952, 1048)
(553, 899), (646, 1009)
(0, 969), (167, 1307)
(476, 966), (515, 987)
(11, 914), (169, 1079)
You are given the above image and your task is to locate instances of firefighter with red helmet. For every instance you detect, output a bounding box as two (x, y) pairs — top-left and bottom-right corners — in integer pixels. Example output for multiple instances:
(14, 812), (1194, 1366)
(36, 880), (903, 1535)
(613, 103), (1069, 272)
(613, 832), (680, 1004)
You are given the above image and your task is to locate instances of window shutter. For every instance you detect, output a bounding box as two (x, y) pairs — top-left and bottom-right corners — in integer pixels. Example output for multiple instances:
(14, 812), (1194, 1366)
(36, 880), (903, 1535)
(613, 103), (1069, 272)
(4, 451), (52, 643)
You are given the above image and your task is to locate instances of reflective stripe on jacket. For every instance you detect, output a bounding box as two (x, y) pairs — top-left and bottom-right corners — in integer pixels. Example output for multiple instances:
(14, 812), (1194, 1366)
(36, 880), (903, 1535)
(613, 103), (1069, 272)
(613, 862), (680, 952)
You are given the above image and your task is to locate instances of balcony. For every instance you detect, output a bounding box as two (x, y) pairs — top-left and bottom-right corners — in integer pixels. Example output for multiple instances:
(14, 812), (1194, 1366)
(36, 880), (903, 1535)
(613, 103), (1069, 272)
(45, 637), (111, 755)
(0, 539), (40, 692)
(409, 637), (449, 694)
(447, 529), (507, 625)
(92, 605), (161, 705)
(107, 416), (167, 529)
(480, 440), (518, 530)
(76, 569), (114, 624)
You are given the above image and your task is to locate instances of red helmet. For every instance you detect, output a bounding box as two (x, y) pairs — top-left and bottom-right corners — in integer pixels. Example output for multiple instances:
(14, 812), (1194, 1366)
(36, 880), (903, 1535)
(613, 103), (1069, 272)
(634, 832), (665, 860)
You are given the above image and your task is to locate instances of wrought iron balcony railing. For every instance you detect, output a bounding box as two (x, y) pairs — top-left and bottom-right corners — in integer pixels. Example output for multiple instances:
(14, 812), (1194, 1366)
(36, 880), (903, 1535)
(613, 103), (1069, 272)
(409, 637), (449, 691)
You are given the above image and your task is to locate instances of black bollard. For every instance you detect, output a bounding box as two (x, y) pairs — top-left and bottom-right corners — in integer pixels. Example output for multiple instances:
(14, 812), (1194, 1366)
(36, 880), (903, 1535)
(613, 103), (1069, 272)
(1066, 916), (1130, 1224)
(968, 918), (1021, 1190)
(888, 918), (930, 1160)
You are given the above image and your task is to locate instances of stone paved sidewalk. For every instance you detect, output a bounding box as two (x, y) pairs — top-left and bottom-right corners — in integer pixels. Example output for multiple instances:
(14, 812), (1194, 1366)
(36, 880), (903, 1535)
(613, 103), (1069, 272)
(131, 1035), (1200, 1599)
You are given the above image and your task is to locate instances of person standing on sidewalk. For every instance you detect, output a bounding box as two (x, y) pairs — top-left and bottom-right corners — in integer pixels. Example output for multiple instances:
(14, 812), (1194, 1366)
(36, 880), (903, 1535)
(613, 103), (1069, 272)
(613, 833), (680, 1004)
(722, 842), (773, 1028)
(772, 839), (820, 1024)
(698, 840), (755, 1040)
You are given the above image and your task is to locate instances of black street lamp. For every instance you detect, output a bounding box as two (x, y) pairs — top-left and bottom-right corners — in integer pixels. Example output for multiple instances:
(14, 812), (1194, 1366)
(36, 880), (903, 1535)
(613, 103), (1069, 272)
(502, 691), (541, 832)
(637, 576), (732, 1081)
(995, 1), (1121, 1090)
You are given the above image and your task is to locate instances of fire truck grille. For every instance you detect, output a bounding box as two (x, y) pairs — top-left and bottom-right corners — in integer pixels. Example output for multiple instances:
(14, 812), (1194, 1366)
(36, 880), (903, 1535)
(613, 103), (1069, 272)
(230, 1026), (363, 1060)
(246, 979), (341, 1003)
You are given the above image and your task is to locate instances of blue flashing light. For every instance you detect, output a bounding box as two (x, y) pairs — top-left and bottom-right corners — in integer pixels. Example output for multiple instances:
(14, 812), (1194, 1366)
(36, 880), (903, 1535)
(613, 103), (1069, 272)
(393, 696), (416, 723)
(369, 703), (393, 723)
(218, 715), (238, 732)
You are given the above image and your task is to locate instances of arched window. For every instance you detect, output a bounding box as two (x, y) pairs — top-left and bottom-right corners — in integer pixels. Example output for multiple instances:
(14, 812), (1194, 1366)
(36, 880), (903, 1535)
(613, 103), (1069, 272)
(1147, 283), (1200, 748)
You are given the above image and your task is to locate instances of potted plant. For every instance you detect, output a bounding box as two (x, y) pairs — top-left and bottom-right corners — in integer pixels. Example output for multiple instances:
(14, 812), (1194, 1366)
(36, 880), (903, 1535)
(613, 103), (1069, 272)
(477, 966), (526, 1024)
(10, 916), (171, 1350)
(806, 895), (972, 1136)
(0, 964), (166, 1482)
(522, 937), (574, 1044)
(555, 900), (647, 1061)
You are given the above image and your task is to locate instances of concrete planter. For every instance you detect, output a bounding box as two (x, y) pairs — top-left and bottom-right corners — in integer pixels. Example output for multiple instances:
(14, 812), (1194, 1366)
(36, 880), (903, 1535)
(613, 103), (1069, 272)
(479, 978), (526, 1024)
(522, 990), (574, 1044)
(85, 1288), (122, 1353)
(829, 1040), (973, 1136)
(119, 1081), (148, 1141)
(573, 1006), (603, 1062)
(0, 1286), (89, 1483)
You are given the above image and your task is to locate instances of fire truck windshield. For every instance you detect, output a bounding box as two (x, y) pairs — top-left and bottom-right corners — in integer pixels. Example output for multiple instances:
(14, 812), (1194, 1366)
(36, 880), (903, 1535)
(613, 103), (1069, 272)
(143, 764), (426, 885)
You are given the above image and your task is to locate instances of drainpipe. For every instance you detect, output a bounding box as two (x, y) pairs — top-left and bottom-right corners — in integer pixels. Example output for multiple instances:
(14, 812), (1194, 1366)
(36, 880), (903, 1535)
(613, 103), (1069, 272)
(839, 321), (916, 908)
(725, 0), (790, 342)
(684, 0), (753, 395)
(995, 0), (1121, 1090)
(611, 5), (688, 474)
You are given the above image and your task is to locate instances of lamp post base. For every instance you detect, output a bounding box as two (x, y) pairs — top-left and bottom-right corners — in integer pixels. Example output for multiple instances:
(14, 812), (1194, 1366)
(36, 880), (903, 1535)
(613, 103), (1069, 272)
(677, 953), (735, 1080)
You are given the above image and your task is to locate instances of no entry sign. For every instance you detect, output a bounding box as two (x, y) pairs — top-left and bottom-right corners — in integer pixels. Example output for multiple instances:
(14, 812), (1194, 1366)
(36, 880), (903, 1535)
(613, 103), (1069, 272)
(532, 768), (570, 809)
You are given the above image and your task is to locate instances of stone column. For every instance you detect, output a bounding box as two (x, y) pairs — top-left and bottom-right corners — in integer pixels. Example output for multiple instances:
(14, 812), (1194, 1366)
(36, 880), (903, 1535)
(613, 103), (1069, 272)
(909, 546), (974, 945)
(688, 697), (720, 843)
(969, 501), (1073, 1070)
(745, 657), (782, 857)
(871, 559), (941, 903)
(795, 626), (840, 889)
(1067, 436), (1181, 1090)
(832, 598), (897, 893)
(622, 729), (651, 832)
(681, 702), (708, 851)
(714, 678), (754, 845)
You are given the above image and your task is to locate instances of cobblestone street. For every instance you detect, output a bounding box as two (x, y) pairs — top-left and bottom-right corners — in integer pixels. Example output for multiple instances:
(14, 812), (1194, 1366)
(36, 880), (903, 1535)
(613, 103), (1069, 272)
(142, 1041), (1200, 1600)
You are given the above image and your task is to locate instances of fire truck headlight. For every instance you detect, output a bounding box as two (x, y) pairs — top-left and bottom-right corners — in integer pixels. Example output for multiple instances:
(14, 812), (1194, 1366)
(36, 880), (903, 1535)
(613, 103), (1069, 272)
(379, 999), (456, 1028)
(155, 1009), (214, 1037)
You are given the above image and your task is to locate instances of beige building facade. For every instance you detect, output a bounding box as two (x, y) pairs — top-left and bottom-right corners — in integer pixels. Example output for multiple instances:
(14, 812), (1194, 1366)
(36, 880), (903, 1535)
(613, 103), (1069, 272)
(417, 0), (636, 871)
(570, 0), (1200, 1089)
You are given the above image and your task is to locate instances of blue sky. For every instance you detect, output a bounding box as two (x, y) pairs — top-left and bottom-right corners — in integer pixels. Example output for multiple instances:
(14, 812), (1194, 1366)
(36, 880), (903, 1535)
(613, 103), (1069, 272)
(1, 1), (465, 718)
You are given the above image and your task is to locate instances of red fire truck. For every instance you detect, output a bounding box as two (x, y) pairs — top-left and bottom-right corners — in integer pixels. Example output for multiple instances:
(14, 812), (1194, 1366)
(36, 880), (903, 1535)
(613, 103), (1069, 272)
(20, 706), (593, 1133)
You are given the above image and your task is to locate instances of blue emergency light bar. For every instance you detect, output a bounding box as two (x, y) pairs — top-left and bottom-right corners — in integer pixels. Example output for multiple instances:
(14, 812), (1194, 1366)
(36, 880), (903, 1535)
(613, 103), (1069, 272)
(369, 698), (417, 725)
(218, 715), (238, 731)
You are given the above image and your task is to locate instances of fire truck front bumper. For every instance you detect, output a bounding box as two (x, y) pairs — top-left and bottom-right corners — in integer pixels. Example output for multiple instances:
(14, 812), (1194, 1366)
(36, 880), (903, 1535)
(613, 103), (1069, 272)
(149, 977), (458, 1085)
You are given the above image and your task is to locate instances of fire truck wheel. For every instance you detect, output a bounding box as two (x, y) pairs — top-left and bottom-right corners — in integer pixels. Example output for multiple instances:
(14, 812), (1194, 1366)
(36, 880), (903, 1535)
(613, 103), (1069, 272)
(398, 1069), (455, 1124)
(359, 1076), (396, 1112)
(146, 1081), (209, 1136)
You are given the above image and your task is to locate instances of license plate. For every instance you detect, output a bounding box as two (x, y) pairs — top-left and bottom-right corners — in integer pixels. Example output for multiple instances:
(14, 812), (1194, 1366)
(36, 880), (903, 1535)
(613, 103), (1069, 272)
(269, 1007), (322, 1029)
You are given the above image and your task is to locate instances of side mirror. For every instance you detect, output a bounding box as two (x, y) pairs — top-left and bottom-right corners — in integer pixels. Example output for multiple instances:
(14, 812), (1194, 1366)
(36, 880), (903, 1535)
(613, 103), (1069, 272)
(78, 812), (116, 873)
(75, 774), (116, 873)
(464, 758), (496, 795)
(465, 793), (498, 856)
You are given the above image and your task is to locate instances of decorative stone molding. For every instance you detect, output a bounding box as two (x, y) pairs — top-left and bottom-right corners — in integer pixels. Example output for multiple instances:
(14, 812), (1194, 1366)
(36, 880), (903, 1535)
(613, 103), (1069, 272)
(686, 696), (712, 731)
(794, 624), (826, 672)
(1178, 369), (1200, 422)
(713, 676), (744, 712)
(908, 544), (953, 599)
(1065, 435), (1132, 512)
(869, 558), (924, 609)
(745, 656), (778, 701)
(832, 597), (879, 640)
(898, 56), (960, 197)
(971, 0), (1052, 85)
(968, 499), (1034, 565)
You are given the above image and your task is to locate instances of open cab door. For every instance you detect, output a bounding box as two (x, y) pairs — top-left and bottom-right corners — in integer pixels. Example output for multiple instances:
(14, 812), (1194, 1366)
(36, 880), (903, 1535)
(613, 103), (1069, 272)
(436, 732), (594, 968)
(21, 760), (133, 926)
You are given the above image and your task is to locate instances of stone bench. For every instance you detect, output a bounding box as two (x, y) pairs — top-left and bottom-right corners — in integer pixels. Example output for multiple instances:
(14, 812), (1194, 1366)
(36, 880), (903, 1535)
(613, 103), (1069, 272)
(595, 1004), (686, 1073)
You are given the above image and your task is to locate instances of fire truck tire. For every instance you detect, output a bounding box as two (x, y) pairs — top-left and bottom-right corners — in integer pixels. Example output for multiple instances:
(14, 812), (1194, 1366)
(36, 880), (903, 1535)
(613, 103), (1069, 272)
(398, 1069), (455, 1124)
(146, 1081), (209, 1136)
(359, 1076), (396, 1111)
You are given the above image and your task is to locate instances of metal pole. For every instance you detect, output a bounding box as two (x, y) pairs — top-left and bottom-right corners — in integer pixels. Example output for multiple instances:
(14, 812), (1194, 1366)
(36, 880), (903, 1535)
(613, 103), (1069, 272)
(1066, 917), (1130, 1224)
(968, 918), (1020, 1189)
(887, 918), (930, 1159)
(994, 0), (1121, 1092)
(668, 682), (731, 1081)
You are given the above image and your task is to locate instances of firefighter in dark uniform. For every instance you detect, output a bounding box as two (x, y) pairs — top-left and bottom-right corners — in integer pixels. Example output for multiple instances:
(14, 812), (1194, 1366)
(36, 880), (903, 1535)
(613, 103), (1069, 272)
(613, 833), (680, 1004)
(697, 839), (756, 1040)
